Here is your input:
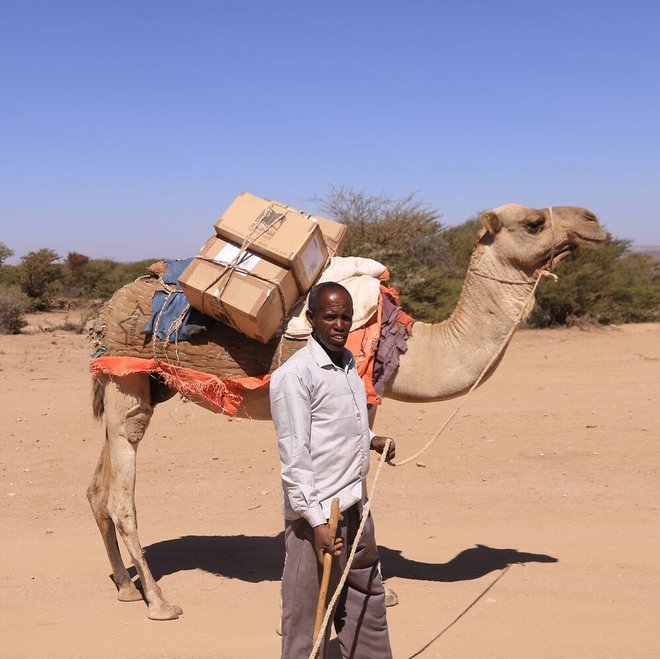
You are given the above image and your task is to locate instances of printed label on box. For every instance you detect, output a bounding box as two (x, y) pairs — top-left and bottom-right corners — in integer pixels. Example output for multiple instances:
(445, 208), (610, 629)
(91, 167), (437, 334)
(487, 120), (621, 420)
(245, 208), (286, 244)
(260, 208), (286, 227)
(212, 243), (261, 273)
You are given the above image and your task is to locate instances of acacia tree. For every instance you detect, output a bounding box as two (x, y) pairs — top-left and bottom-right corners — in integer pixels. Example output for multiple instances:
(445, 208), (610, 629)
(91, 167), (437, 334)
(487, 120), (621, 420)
(316, 187), (450, 320)
(64, 251), (91, 297)
(18, 248), (62, 310)
(0, 242), (13, 266)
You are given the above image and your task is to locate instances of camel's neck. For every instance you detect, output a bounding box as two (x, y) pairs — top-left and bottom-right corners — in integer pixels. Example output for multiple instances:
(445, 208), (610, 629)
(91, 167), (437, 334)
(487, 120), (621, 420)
(387, 246), (537, 401)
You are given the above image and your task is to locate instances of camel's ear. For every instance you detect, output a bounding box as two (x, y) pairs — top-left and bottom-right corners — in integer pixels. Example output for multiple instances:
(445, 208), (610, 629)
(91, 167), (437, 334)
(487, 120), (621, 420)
(479, 211), (502, 236)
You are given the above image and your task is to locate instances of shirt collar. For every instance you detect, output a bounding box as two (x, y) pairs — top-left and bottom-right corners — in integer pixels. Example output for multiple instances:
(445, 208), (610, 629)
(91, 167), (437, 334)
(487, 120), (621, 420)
(307, 334), (354, 371)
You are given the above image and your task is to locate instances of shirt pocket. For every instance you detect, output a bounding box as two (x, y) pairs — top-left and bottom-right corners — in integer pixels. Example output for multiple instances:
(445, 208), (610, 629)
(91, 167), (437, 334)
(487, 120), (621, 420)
(312, 390), (356, 435)
(334, 390), (357, 419)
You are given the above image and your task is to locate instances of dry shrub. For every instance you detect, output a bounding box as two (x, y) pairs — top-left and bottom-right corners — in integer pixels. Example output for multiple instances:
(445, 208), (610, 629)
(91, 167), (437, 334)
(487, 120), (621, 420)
(0, 284), (31, 334)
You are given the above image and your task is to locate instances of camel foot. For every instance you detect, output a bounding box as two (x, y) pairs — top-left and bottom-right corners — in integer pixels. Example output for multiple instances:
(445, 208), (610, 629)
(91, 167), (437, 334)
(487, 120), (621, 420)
(384, 588), (399, 607)
(147, 602), (184, 621)
(117, 582), (144, 602)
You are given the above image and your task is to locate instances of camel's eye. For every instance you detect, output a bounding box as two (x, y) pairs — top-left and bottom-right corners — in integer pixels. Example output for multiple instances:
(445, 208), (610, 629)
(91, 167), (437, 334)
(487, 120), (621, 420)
(526, 219), (545, 234)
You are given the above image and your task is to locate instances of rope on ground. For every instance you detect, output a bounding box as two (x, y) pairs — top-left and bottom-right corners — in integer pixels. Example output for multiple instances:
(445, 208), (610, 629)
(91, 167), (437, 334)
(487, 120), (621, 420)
(407, 565), (512, 659)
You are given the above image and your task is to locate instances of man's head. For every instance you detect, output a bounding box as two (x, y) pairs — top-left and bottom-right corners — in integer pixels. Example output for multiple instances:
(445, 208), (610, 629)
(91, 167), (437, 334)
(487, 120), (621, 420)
(306, 282), (353, 356)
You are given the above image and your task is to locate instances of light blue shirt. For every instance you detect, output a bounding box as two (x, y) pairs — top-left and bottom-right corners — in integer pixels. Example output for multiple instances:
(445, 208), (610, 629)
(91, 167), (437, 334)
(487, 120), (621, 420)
(270, 334), (375, 527)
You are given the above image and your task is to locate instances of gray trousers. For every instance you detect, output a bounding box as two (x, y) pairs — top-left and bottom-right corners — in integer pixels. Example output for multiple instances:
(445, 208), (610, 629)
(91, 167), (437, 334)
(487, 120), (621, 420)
(281, 505), (393, 659)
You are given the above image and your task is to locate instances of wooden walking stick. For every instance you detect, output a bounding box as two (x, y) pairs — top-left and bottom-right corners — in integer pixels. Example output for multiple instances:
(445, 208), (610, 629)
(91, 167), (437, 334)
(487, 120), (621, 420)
(312, 497), (341, 656)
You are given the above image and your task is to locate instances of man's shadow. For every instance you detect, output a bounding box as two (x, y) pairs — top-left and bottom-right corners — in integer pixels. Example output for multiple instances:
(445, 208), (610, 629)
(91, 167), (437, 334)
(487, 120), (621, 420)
(141, 535), (557, 584)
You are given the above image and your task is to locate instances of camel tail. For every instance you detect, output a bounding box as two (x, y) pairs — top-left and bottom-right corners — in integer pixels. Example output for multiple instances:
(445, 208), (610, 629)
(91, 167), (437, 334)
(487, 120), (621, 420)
(92, 377), (105, 419)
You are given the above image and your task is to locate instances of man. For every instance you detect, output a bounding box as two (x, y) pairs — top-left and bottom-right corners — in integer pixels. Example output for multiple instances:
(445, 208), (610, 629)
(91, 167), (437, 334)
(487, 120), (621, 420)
(270, 281), (395, 659)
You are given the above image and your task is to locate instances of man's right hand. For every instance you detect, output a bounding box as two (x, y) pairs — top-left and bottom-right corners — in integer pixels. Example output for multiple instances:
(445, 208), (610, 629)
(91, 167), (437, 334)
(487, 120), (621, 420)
(313, 523), (343, 565)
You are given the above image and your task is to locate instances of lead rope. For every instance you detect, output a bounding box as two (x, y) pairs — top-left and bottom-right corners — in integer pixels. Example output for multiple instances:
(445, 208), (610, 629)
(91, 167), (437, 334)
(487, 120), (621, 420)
(308, 208), (558, 657)
(390, 276), (557, 468)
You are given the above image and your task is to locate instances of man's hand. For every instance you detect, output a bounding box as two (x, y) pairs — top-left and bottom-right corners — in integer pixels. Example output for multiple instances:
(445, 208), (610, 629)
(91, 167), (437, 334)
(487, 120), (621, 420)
(313, 523), (344, 565)
(370, 435), (396, 462)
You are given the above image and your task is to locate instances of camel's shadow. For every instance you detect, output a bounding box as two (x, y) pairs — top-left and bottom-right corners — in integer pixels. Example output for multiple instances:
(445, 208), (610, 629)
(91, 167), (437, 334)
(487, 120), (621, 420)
(379, 543), (557, 581)
(140, 535), (557, 584)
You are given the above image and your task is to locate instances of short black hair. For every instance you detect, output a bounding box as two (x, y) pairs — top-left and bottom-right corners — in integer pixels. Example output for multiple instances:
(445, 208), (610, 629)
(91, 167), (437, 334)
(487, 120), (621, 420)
(307, 282), (351, 314)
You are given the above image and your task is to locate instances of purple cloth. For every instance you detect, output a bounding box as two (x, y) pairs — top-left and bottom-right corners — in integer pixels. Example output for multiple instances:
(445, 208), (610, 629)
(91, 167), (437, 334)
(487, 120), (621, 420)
(372, 293), (409, 395)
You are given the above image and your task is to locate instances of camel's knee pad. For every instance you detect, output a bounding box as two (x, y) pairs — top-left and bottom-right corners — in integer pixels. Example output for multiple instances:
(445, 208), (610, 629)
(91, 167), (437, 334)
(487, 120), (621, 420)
(124, 405), (153, 444)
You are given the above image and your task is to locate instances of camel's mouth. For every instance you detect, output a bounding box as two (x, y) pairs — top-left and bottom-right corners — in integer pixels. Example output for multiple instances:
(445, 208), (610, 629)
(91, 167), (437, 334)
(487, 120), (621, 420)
(548, 248), (573, 269)
(548, 232), (606, 268)
(552, 211), (607, 261)
(568, 216), (607, 248)
(572, 232), (608, 249)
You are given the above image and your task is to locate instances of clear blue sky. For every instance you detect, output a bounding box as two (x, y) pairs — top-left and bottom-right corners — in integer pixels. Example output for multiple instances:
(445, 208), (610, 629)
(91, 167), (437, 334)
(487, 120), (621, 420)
(1, 0), (658, 263)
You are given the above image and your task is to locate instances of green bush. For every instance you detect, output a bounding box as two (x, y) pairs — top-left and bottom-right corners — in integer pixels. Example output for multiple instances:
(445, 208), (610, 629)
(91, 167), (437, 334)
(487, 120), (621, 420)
(0, 242), (13, 266)
(81, 258), (157, 300)
(17, 248), (62, 310)
(0, 264), (19, 287)
(530, 238), (660, 326)
(405, 217), (481, 322)
(0, 284), (31, 334)
(0, 243), (19, 288)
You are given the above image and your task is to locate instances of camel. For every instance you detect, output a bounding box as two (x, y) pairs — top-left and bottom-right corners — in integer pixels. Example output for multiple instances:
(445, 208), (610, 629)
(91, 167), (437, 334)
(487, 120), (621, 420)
(87, 204), (605, 620)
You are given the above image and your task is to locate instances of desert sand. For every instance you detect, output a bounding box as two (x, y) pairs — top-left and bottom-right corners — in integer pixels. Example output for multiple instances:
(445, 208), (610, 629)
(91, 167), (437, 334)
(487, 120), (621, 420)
(1, 314), (658, 658)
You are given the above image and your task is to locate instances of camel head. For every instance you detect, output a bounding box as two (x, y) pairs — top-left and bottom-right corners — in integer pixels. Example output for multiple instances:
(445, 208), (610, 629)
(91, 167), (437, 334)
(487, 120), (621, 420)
(478, 204), (606, 275)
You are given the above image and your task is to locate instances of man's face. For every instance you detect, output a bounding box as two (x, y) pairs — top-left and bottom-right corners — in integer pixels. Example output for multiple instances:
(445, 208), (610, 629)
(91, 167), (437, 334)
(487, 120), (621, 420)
(307, 288), (354, 353)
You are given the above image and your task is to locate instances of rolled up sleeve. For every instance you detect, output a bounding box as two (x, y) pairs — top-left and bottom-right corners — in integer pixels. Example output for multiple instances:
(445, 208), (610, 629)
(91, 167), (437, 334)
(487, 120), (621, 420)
(270, 371), (326, 527)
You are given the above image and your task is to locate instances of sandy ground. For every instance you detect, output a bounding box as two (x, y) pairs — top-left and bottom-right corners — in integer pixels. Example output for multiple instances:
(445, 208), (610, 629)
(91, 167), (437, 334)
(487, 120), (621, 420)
(1, 313), (658, 658)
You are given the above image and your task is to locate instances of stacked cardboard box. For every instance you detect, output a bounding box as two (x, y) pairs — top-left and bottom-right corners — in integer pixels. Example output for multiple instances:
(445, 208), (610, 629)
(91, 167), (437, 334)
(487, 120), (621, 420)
(213, 192), (330, 292)
(313, 215), (348, 257)
(258, 196), (348, 258)
(179, 192), (347, 343)
(179, 235), (299, 343)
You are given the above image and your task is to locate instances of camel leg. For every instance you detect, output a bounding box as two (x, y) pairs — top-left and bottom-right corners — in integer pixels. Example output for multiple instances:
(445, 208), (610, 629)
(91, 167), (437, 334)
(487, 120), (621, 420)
(87, 439), (143, 602)
(88, 373), (183, 620)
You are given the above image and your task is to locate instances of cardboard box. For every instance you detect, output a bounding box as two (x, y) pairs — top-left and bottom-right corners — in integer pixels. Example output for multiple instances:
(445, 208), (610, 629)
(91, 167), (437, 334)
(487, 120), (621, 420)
(178, 235), (301, 343)
(261, 198), (347, 257)
(214, 192), (329, 292)
(313, 215), (348, 257)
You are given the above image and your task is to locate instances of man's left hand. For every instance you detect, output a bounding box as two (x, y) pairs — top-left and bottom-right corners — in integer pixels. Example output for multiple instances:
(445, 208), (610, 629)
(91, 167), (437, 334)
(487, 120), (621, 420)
(370, 435), (396, 462)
